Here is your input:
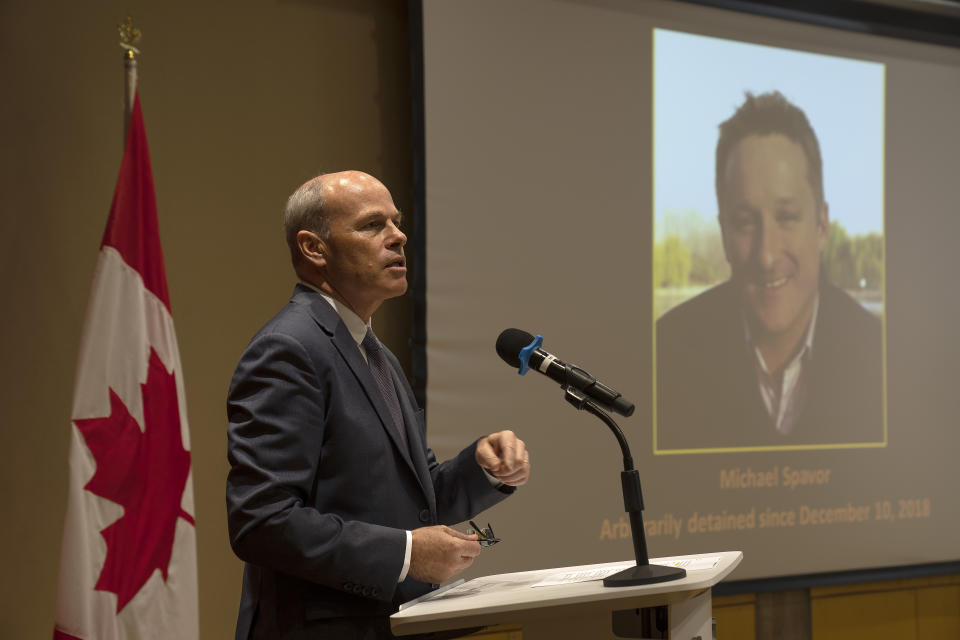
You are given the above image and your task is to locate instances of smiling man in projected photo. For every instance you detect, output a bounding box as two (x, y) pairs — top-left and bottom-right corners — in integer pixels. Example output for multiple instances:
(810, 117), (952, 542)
(656, 91), (883, 450)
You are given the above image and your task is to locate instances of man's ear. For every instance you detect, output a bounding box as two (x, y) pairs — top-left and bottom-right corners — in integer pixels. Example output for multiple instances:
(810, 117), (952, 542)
(296, 230), (326, 268)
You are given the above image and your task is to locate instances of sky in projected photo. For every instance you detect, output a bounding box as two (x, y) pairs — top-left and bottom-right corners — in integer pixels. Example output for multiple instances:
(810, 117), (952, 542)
(653, 29), (885, 242)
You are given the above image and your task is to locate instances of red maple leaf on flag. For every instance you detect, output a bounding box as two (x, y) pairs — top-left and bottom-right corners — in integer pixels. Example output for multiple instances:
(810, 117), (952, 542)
(74, 348), (194, 613)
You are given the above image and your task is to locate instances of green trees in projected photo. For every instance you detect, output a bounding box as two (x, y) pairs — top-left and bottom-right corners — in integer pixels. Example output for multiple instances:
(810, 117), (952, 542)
(653, 209), (729, 318)
(654, 212), (883, 318)
(654, 209), (730, 290)
(823, 221), (884, 295)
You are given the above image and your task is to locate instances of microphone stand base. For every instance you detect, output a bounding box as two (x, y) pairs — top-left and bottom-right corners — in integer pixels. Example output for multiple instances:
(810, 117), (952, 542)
(603, 563), (686, 587)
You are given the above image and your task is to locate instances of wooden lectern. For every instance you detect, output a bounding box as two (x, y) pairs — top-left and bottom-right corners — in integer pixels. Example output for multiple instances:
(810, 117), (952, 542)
(391, 551), (742, 640)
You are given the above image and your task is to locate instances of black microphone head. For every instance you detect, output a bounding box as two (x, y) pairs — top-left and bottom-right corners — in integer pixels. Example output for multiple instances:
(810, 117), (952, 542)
(496, 328), (535, 368)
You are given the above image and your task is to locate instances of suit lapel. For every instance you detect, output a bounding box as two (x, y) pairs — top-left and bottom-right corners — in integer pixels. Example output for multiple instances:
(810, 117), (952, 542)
(334, 326), (419, 473)
(296, 286), (421, 481)
(716, 283), (776, 442)
(389, 362), (433, 504)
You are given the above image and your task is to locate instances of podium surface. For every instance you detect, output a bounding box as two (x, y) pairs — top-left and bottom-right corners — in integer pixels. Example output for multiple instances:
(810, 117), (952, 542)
(391, 551), (742, 639)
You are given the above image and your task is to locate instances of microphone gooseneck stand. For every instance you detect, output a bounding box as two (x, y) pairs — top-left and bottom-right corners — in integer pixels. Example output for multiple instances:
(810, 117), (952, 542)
(563, 385), (686, 587)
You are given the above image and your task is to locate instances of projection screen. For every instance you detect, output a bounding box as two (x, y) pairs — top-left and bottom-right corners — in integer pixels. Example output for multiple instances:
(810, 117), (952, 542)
(418, 0), (960, 584)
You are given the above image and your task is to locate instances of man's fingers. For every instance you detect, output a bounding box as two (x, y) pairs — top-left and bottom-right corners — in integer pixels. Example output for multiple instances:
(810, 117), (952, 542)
(495, 467), (530, 486)
(457, 538), (482, 559)
(475, 439), (502, 472)
(494, 458), (530, 485)
(408, 525), (485, 583)
(503, 438), (526, 472)
(443, 526), (479, 541)
(454, 554), (476, 574)
(476, 430), (528, 476)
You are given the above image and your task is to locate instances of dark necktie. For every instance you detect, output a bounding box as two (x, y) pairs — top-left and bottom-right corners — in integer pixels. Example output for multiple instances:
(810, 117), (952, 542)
(362, 328), (407, 447)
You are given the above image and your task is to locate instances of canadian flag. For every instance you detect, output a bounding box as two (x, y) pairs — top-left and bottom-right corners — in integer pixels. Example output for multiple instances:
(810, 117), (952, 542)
(53, 93), (199, 640)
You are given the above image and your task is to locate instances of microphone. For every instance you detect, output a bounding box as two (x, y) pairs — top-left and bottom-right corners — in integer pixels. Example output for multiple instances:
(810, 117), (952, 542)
(495, 328), (635, 417)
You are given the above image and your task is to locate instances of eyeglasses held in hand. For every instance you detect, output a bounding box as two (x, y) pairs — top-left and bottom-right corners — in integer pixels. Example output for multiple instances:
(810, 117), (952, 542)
(469, 520), (501, 547)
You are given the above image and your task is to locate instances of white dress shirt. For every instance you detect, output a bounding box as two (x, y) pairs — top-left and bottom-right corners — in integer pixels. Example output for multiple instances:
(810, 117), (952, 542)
(746, 295), (819, 436)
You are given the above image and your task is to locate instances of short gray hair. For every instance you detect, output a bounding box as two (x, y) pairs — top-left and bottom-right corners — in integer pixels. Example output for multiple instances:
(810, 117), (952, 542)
(283, 176), (329, 266)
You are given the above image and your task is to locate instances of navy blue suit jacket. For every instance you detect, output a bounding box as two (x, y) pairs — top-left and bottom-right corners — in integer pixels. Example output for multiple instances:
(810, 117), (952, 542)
(226, 285), (510, 639)
(656, 280), (883, 450)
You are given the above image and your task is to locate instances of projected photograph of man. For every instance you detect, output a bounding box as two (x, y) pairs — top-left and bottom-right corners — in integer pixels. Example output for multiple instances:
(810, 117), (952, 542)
(651, 31), (885, 452)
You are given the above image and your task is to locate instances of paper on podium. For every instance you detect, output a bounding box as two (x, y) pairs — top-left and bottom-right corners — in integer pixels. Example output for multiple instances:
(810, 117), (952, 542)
(398, 579), (466, 611)
(656, 555), (721, 571)
(531, 562), (634, 588)
(529, 555), (721, 588)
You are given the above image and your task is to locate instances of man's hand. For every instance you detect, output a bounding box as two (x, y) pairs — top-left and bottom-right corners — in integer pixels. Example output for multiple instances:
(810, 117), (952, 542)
(476, 430), (530, 486)
(408, 526), (482, 584)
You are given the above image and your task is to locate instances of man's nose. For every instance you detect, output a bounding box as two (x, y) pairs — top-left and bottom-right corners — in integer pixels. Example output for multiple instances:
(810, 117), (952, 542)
(387, 220), (406, 248)
(754, 219), (780, 271)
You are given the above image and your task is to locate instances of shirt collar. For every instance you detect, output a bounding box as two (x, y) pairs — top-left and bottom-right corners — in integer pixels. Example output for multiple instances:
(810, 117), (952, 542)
(299, 281), (370, 348)
(744, 293), (820, 375)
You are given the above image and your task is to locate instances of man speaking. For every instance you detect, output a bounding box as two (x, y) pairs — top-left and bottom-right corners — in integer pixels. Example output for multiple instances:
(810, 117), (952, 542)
(226, 171), (530, 639)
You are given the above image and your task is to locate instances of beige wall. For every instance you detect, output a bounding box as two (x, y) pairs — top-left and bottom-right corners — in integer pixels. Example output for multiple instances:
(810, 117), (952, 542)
(0, 1), (413, 637)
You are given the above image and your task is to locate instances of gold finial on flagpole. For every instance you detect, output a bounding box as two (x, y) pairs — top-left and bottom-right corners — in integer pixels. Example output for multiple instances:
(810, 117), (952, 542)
(118, 16), (142, 59)
(118, 16), (141, 145)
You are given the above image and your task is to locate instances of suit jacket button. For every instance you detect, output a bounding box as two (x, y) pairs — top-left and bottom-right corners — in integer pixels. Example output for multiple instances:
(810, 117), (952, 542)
(371, 587), (381, 597)
(419, 509), (430, 523)
(362, 586), (373, 597)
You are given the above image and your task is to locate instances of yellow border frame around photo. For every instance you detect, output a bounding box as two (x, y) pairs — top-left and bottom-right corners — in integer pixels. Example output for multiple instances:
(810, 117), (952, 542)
(650, 34), (888, 456)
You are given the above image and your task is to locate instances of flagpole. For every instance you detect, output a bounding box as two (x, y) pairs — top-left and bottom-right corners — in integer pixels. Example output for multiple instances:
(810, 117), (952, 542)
(54, 25), (199, 638)
(118, 16), (141, 145)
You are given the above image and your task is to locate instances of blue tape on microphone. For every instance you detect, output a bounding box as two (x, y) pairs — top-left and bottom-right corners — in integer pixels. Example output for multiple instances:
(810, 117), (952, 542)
(517, 335), (543, 376)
